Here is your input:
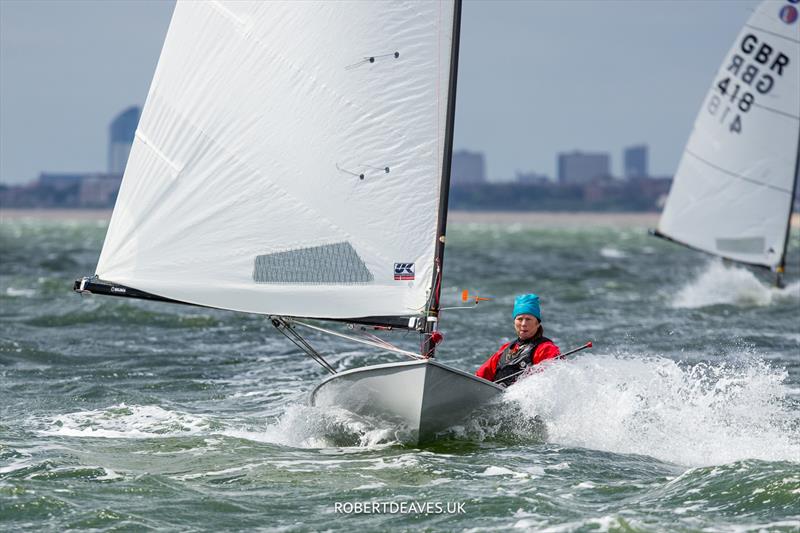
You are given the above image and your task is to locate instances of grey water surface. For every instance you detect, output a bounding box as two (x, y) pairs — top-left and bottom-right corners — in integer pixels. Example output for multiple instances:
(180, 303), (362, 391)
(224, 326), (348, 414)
(1, 216), (798, 532)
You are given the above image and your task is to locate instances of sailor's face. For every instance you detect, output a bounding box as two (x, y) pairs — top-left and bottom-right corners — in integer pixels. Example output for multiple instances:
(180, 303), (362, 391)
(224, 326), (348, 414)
(514, 314), (539, 341)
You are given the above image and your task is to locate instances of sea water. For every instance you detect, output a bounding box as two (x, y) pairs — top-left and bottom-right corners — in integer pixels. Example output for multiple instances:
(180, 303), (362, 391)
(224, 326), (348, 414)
(1, 215), (798, 531)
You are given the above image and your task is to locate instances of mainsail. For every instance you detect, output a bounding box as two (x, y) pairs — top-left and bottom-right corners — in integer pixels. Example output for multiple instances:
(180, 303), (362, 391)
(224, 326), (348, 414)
(656, 0), (800, 271)
(93, 1), (458, 324)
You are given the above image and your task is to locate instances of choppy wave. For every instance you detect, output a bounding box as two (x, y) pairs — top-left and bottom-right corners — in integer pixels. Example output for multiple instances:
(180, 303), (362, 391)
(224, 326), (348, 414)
(40, 404), (212, 438)
(25, 303), (222, 328)
(599, 247), (627, 259)
(37, 401), (401, 449)
(227, 404), (403, 448)
(4, 287), (36, 298)
(505, 354), (800, 466)
(1, 460), (123, 482)
(627, 459), (800, 528)
(672, 260), (800, 308)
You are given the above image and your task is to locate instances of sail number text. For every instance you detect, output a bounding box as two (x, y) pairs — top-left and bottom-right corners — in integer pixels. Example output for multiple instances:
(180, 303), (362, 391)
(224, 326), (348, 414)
(707, 33), (790, 134)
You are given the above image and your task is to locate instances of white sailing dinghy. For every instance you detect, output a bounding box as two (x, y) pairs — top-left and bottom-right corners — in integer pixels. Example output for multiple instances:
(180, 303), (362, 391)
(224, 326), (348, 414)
(74, 0), (502, 443)
(654, 0), (800, 286)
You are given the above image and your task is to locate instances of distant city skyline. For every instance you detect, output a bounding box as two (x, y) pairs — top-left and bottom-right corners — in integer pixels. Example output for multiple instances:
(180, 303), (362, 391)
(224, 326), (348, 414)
(0, 0), (760, 185)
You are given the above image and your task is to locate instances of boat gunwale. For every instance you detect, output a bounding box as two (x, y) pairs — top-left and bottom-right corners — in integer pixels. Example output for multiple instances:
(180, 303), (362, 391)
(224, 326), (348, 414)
(308, 359), (504, 406)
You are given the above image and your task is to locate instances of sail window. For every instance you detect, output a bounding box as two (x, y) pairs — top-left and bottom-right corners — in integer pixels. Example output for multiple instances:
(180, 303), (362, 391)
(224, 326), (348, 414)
(715, 237), (765, 255)
(253, 242), (374, 284)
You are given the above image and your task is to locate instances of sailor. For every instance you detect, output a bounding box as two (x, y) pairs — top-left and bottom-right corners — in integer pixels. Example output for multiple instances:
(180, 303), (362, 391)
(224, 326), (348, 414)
(475, 293), (561, 386)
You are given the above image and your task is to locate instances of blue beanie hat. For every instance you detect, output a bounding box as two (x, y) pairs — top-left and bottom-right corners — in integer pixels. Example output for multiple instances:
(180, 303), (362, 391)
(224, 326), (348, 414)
(513, 293), (541, 321)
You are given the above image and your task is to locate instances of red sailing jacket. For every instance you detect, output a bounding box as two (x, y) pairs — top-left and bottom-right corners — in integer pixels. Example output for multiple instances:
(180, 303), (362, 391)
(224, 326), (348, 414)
(475, 339), (561, 382)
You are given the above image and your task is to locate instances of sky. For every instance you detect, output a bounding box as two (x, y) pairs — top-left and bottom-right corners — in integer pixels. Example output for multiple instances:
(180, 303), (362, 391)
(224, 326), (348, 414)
(0, 0), (761, 185)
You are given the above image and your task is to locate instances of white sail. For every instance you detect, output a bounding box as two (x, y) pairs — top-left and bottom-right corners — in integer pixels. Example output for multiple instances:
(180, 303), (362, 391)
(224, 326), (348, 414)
(657, 0), (799, 269)
(96, 1), (456, 320)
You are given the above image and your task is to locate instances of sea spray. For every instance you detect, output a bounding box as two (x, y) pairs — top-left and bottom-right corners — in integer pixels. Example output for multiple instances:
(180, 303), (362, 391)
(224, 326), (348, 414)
(672, 260), (800, 308)
(251, 404), (402, 448)
(504, 354), (800, 466)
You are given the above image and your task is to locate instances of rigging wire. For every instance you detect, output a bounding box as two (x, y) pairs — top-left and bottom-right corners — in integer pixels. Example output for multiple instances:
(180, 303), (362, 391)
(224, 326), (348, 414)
(291, 319), (423, 360)
(270, 317), (337, 374)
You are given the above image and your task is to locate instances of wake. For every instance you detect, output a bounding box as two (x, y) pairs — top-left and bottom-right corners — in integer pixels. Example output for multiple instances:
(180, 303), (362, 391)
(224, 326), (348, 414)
(672, 260), (800, 308)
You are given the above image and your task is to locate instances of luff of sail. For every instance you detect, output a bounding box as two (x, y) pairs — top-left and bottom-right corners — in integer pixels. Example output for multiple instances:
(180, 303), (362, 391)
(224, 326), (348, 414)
(96, 1), (456, 321)
(657, 0), (800, 270)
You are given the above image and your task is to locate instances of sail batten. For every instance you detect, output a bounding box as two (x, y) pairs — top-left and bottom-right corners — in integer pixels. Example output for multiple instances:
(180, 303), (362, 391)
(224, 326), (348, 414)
(658, 0), (800, 270)
(96, 1), (456, 321)
(752, 104), (799, 120)
(684, 149), (794, 194)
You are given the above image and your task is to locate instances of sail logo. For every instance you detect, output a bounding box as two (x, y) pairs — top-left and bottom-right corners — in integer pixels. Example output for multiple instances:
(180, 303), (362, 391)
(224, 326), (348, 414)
(779, 5), (798, 24)
(394, 263), (415, 280)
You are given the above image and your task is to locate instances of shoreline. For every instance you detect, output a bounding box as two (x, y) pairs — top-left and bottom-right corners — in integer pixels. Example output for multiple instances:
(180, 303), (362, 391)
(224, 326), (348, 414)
(1, 208), (112, 222)
(2, 208), (798, 228)
(446, 211), (660, 227)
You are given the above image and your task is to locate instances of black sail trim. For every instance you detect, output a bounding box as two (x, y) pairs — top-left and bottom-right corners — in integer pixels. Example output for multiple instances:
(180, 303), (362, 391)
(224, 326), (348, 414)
(649, 230), (773, 271)
(72, 278), (418, 330)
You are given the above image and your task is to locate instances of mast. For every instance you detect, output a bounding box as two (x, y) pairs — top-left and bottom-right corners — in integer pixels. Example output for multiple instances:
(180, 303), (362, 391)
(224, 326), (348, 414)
(776, 126), (800, 288)
(422, 0), (462, 358)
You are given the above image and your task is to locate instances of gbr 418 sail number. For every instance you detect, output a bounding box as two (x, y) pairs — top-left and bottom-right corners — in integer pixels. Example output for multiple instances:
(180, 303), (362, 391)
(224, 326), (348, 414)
(707, 33), (790, 134)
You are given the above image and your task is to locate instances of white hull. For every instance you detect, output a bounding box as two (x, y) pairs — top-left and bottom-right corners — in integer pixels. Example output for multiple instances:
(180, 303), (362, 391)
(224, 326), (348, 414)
(309, 359), (504, 443)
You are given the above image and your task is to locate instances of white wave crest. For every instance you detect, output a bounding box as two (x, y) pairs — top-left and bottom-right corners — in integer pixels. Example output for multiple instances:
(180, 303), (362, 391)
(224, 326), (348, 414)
(38, 400), (401, 449)
(504, 354), (800, 467)
(41, 403), (210, 438)
(237, 404), (404, 448)
(5, 287), (36, 297)
(672, 260), (800, 308)
(600, 247), (627, 259)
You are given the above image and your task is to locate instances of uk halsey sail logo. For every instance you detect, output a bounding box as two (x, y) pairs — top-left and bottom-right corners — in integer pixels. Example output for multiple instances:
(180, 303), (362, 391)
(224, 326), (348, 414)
(394, 263), (415, 281)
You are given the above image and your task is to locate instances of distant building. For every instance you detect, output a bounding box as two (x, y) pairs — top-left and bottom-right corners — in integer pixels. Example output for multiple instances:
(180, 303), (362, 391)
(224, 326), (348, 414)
(6, 172), (124, 208)
(557, 151), (610, 184)
(644, 176), (674, 209)
(515, 171), (550, 184)
(25, 172), (85, 207)
(37, 172), (84, 192)
(623, 144), (648, 179)
(108, 106), (141, 174)
(79, 173), (123, 207)
(451, 150), (486, 184)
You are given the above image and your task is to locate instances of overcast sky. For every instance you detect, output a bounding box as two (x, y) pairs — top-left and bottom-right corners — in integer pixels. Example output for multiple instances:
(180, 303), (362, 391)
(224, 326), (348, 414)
(0, 0), (760, 185)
